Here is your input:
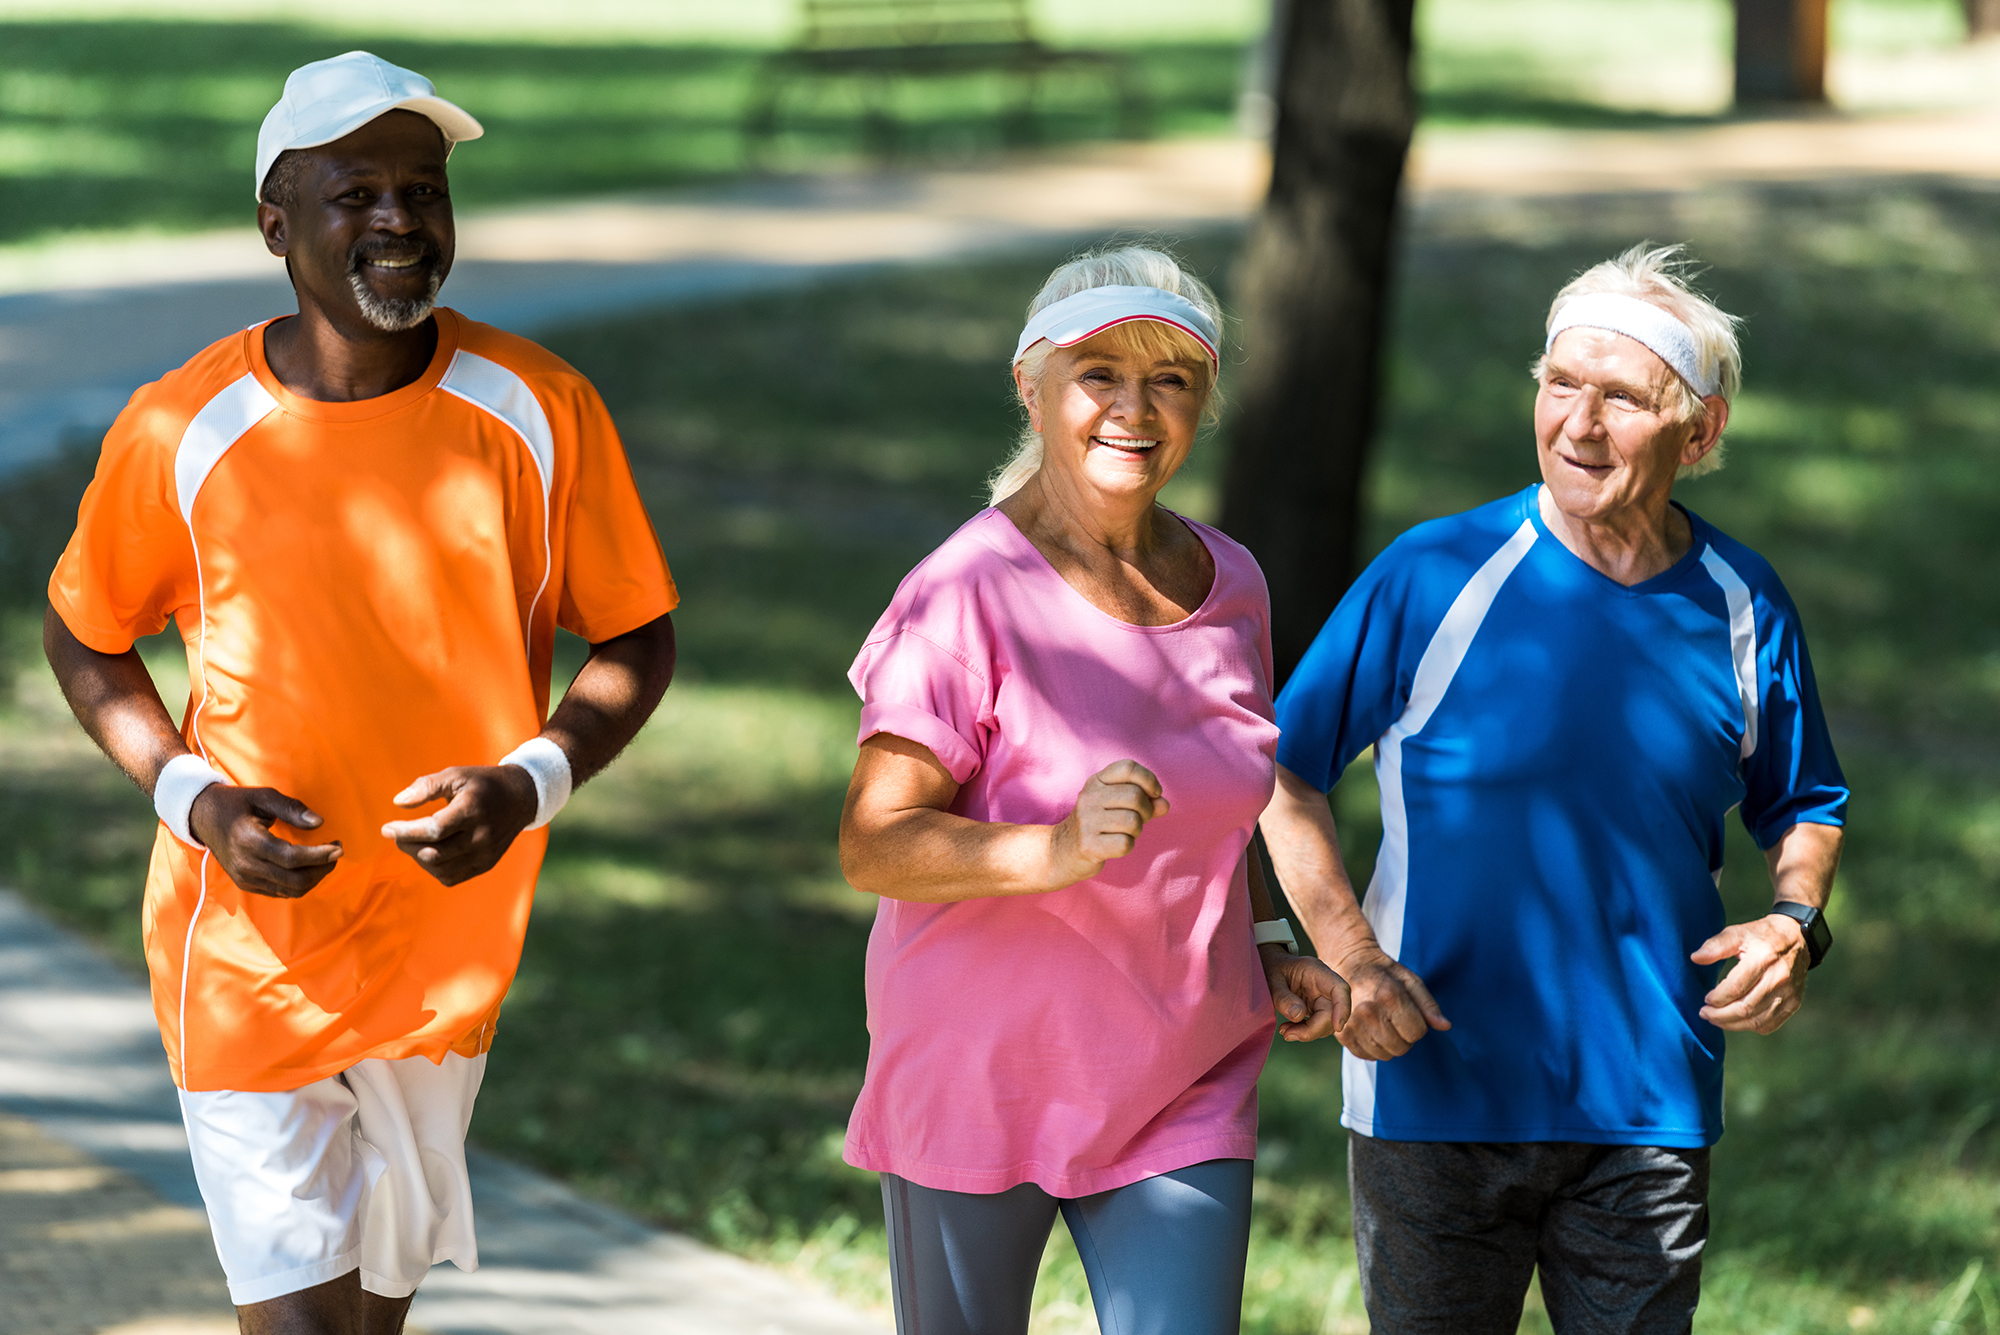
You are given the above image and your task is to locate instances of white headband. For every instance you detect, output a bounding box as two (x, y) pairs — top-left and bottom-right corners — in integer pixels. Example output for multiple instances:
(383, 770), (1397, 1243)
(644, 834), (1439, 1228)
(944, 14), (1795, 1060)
(1545, 292), (1720, 398)
(1013, 285), (1220, 367)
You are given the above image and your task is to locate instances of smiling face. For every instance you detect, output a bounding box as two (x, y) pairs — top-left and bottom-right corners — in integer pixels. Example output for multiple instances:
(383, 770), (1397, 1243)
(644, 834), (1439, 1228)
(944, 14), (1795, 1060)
(1015, 327), (1208, 511)
(1535, 326), (1725, 525)
(258, 109), (455, 335)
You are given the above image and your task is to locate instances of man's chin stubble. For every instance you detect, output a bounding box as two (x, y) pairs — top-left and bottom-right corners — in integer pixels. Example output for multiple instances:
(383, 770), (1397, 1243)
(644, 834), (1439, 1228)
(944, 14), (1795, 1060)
(346, 266), (443, 333)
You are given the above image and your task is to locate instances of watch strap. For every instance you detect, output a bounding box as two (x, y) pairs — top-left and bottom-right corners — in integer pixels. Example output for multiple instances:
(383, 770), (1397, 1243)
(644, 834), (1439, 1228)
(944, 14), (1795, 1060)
(1253, 918), (1299, 954)
(1767, 901), (1831, 969)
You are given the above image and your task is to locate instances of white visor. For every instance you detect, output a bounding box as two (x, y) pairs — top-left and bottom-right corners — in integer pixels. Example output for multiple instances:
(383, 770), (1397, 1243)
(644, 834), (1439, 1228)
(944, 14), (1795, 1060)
(1545, 292), (1720, 398)
(1013, 285), (1220, 367)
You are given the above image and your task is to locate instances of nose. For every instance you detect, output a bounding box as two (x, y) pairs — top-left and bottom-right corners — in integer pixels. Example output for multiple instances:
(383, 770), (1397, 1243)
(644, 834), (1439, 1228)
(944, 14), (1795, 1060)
(371, 189), (421, 235)
(1565, 386), (1607, 441)
(1109, 373), (1157, 424)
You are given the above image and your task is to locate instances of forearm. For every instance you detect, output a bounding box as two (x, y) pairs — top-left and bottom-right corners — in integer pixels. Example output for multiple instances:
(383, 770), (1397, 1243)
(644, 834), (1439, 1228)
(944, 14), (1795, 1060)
(841, 806), (1074, 903)
(43, 606), (188, 795)
(1260, 765), (1383, 968)
(1765, 821), (1843, 910)
(1247, 840), (1280, 921)
(540, 613), (675, 786)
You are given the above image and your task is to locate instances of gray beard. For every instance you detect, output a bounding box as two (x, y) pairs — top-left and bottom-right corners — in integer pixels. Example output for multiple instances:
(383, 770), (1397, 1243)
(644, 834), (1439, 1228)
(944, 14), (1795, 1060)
(347, 266), (442, 332)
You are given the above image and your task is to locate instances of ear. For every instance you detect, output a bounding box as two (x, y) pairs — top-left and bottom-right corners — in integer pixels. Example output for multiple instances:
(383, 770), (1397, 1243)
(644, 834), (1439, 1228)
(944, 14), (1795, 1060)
(257, 201), (289, 259)
(1012, 363), (1043, 435)
(1681, 395), (1729, 469)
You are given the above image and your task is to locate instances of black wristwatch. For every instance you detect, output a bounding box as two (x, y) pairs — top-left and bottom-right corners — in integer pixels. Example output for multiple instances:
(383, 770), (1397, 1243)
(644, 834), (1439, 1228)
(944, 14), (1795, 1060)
(1767, 902), (1831, 969)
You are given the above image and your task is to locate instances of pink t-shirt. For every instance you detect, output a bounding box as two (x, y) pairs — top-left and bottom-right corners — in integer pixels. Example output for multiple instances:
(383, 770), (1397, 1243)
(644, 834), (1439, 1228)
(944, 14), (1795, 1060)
(844, 507), (1282, 1197)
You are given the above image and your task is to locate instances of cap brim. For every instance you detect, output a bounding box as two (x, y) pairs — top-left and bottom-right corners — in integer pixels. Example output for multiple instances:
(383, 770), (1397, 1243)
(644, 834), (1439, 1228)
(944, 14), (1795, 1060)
(388, 95), (484, 146)
(290, 95), (484, 156)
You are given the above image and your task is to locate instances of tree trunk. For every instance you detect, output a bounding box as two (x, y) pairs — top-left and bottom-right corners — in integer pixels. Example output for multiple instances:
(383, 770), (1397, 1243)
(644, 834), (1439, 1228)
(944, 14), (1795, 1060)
(1966, 0), (2000, 38)
(1734, 0), (1829, 103)
(1220, 0), (1417, 686)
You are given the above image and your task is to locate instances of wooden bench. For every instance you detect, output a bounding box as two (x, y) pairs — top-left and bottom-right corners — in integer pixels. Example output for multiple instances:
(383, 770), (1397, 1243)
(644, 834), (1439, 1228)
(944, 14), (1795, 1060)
(743, 0), (1148, 160)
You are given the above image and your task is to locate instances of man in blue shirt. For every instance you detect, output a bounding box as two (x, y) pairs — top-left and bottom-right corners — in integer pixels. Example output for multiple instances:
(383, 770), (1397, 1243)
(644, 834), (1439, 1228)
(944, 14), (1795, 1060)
(1263, 244), (1847, 1335)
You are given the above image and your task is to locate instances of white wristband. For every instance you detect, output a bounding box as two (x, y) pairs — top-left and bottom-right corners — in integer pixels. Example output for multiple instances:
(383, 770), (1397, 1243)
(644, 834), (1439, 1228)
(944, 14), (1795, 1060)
(1253, 918), (1300, 953)
(155, 753), (226, 848)
(501, 737), (572, 830)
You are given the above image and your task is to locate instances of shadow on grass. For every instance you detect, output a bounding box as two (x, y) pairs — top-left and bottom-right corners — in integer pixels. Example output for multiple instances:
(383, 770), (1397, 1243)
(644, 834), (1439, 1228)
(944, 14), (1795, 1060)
(0, 20), (1244, 246)
(1419, 88), (1725, 129)
(6, 178), (2000, 1327)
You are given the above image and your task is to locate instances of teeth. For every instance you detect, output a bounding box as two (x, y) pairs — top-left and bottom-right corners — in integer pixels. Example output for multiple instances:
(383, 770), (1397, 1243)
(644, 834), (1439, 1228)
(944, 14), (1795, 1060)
(370, 256), (422, 268)
(1094, 437), (1158, 448)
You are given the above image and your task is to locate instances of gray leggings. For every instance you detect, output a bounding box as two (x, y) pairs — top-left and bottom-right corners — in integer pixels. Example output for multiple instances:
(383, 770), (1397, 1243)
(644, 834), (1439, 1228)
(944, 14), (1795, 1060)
(879, 1159), (1253, 1335)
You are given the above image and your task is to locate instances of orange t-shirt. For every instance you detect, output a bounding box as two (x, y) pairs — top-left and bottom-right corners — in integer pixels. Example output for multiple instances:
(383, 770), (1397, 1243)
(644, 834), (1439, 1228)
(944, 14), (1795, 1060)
(48, 308), (677, 1092)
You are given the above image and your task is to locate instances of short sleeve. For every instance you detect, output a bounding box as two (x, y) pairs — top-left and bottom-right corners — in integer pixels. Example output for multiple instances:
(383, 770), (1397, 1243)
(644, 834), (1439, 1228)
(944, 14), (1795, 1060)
(1274, 549), (1419, 793)
(1740, 588), (1848, 847)
(552, 380), (679, 642)
(849, 627), (991, 786)
(47, 400), (199, 654)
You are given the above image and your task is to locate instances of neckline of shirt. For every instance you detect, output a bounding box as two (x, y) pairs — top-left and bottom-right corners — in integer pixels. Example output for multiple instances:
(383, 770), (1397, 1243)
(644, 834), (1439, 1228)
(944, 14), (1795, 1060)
(1524, 484), (1710, 598)
(244, 308), (462, 424)
(982, 506), (1225, 634)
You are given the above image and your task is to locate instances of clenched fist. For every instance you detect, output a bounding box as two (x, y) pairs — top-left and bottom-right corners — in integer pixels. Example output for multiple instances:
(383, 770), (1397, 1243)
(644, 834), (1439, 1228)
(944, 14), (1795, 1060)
(1045, 760), (1171, 886)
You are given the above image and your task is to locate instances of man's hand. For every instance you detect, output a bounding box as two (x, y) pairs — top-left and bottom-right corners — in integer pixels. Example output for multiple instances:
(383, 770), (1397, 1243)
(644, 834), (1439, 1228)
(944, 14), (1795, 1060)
(1047, 760), (1171, 885)
(1264, 947), (1349, 1042)
(188, 785), (342, 899)
(381, 765), (538, 887)
(1692, 914), (1808, 1033)
(1329, 946), (1451, 1060)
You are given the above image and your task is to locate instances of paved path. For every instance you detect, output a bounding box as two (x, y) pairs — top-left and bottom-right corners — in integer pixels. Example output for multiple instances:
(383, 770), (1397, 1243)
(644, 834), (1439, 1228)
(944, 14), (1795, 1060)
(0, 138), (1263, 474)
(10, 104), (2000, 476)
(0, 889), (887, 1335)
(7, 101), (2000, 1330)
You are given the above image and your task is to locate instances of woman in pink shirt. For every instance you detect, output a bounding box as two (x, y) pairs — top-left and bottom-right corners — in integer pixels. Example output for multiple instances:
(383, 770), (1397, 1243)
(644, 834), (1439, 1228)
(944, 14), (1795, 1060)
(840, 245), (1348, 1335)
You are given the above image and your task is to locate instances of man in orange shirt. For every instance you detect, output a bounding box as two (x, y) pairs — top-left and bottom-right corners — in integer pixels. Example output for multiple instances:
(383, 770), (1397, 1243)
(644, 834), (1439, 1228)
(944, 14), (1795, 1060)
(43, 52), (677, 1334)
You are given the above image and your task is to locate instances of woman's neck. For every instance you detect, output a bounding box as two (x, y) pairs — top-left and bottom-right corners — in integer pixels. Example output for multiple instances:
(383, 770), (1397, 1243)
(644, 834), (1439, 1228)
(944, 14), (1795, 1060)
(1002, 470), (1163, 564)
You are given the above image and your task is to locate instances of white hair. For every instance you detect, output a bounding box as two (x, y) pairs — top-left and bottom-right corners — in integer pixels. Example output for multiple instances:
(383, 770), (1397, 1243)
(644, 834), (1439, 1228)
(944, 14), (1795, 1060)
(1535, 243), (1742, 478)
(988, 244), (1223, 507)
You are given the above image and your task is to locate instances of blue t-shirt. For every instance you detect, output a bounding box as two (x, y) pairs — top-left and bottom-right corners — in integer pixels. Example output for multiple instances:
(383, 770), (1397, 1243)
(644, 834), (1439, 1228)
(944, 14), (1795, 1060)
(1275, 485), (1848, 1148)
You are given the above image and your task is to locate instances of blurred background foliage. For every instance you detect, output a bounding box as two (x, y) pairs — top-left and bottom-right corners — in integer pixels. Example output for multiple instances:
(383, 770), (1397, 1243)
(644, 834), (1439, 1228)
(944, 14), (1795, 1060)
(2, 1), (1999, 1332)
(0, 0), (1978, 245)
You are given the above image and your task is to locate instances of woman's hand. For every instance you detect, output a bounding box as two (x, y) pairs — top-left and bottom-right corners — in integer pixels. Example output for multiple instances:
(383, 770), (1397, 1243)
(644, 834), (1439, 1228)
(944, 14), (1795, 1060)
(843, 741), (1174, 902)
(1047, 760), (1171, 884)
(1264, 946), (1349, 1042)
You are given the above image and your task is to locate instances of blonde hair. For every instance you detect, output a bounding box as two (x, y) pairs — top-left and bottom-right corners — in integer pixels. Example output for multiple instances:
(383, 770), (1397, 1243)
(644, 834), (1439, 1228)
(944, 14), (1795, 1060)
(1534, 243), (1743, 478)
(988, 244), (1223, 507)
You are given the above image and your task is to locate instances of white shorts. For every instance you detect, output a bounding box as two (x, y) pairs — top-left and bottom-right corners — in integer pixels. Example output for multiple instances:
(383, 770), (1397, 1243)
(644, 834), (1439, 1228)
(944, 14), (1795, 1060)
(178, 1051), (485, 1305)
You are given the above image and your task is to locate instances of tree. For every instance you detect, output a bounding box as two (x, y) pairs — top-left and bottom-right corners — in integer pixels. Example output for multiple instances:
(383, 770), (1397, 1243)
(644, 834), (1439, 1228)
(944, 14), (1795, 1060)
(1733, 0), (1828, 103)
(1220, 0), (1418, 684)
(1966, 0), (2000, 38)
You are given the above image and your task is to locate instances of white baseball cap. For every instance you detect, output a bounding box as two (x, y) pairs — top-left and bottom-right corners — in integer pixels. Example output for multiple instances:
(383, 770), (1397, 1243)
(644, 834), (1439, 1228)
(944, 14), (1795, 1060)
(255, 51), (484, 201)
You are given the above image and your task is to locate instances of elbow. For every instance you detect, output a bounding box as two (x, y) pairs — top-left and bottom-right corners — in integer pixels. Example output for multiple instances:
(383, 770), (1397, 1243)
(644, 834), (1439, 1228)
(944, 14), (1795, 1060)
(640, 613), (677, 697)
(837, 822), (884, 898)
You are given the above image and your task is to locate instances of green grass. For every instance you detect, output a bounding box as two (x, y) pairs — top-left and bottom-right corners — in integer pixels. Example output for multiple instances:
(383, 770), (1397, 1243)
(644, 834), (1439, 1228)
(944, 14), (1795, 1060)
(0, 19), (1243, 247)
(6, 181), (2000, 1330)
(0, 0), (1976, 248)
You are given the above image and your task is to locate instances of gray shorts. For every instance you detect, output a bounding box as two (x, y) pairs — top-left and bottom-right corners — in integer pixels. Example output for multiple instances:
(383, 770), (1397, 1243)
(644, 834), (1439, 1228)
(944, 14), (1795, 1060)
(1348, 1135), (1710, 1335)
